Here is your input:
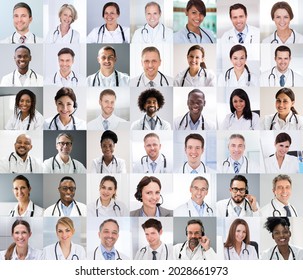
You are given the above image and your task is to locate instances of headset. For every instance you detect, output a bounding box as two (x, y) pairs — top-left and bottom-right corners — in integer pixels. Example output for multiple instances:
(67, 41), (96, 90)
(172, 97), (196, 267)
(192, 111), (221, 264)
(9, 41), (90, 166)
(183, 161), (206, 173)
(269, 245), (296, 260)
(10, 202), (35, 217)
(93, 246), (122, 260)
(97, 24), (126, 43)
(100, 156), (118, 173)
(268, 66), (294, 87)
(52, 156), (77, 173)
(53, 26), (74, 43)
(271, 30), (295, 44)
(228, 113), (254, 130)
(225, 66), (251, 86)
(12, 69), (38, 86)
(95, 198), (121, 217)
(140, 114), (164, 130)
(225, 191), (253, 217)
(140, 154), (167, 173)
(181, 67), (207, 87)
(92, 70), (119, 87)
(12, 32), (36, 44)
(136, 71), (169, 87)
(187, 201), (213, 217)
(222, 156), (249, 173)
(53, 71), (78, 86)
(138, 243), (168, 260)
(178, 112), (205, 130)
(141, 23), (165, 43)
(51, 199), (82, 216)
(54, 241), (79, 260)
(9, 152), (33, 173)
(226, 245), (249, 259)
(269, 112), (298, 130)
(271, 199), (297, 217)
(186, 25), (213, 43)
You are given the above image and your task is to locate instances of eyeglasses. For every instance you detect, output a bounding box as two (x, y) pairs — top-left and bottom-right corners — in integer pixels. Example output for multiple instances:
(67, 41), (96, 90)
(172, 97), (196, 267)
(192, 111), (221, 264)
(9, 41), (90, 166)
(57, 142), (72, 147)
(191, 186), (208, 192)
(60, 186), (76, 192)
(231, 187), (246, 194)
(187, 231), (202, 236)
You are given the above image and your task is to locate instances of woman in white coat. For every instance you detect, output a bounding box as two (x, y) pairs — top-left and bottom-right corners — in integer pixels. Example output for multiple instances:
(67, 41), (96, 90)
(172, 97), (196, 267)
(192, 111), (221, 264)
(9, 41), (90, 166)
(5, 89), (44, 130)
(42, 217), (86, 260)
(224, 218), (258, 260)
(45, 4), (80, 44)
(174, 45), (215, 87)
(264, 132), (298, 173)
(220, 88), (259, 130)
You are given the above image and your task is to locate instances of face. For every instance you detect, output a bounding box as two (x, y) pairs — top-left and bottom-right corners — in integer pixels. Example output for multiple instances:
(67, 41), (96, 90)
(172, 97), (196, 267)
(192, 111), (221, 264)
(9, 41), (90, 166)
(145, 5), (161, 28)
(144, 97), (159, 117)
(275, 141), (290, 158)
(232, 95), (245, 114)
(103, 6), (119, 26)
(56, 96), (74, 118)
(275, 93), (294, 116)
(187, 92), (205, 118)
(230, 180), (247, 204)
(100, 94), (115, 116)
(58, 179), (76, 206)
(230, 8), (247, 32)
(98, 221), (119, 250)
(273, 9), (291, 31)
(144, 136), (161, 161)
(190, 179), (208, 205)
(98, 49), (117, 72)
(235, 224), (246, 243)
(60, 8), (73, 26)
(101, 139), (115, 158)
(230, 50), (247, 71)
(141, 182), (161, 209)
(18, 94), (32, 114)
(186, 223), (203, 241)
(187, 49), (204, 70)
(228, 137), (245, 161)
(14, 134), (32, 158)
(272, 224), (291, 246)
(144, 227), (162, 248)
(141, 51), (161, 79)
(56, 135), (73, 157)
(186, 6), (204, 29)
(56, 223), (74, 243)
(13, 179), (30, 203)
(14, 48), (31, 71)
(58, 53), (74, 74)
(12, 224), (31, 248)
(185, 138), (203, 165)
(275, 51), (291, 73)
(13, 7), (32, 33)
(100, 180), (116, 203)
(273, 179), (292, 205)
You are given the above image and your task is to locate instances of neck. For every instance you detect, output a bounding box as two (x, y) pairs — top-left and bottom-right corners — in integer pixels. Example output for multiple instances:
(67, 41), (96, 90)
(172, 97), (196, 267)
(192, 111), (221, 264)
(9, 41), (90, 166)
(102, 243), (114, 252)
(189, 67), (199, 76)
(278, 112), (288, 121)
(60, 23), (70, 34)
(235, 241), (242, 255)
(189, 113), (200, 123)
(18, 200), (30, 215)
(100, 68), (114, 77)
(186, 24), (200, 35)
(103, 155), (113, 165)
(16, 245), (28, 260)
(59, 240), (71, 249)
(102, 111), (112, 119)
(100, 198), (111, 207)
(150, 241), (161, 250)
(236, 111), (243, 118)
(234, 68), (244, 80)
(106, 23), (118, 31)
(143, 205), (157, 217)
(18, 29), (29, 36)
(145, 72), (157, 81)
(18, 68), (29, 75)
(277, 28), (292, 41)
(20, 111), (29, 121)
(277, 244), (291, 259)
(188, 161), (200, 169)
(147, 112), (157, 118)
(61, 200), (72, 207)
(59, 115), (71, 126)
(59, 154), (70, 163)
(16, 151), (28, 161)
(59, 69), (72, 79)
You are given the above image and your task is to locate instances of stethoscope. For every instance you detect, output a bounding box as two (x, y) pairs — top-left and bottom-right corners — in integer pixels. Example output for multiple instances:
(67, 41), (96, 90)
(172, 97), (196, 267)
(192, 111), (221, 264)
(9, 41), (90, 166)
(182, 161), (206, 173)
(178, 112), (205, 130)
(48, 113), (76, 130)
(12, 69), (37, 86)
(136, 71), (169, 87)
(187, 201), (213, 216)
(141, 114), (163, 130)
(51, 199), (82, 216)
(54, 241), (79, 260)
(271, 199), (297, 217)
(225, 66), (251, 86)
(178, 240), (206, 260)
(92, 70), (119, 86)
(269, 245), (296, 260)
(100, 156), (118, 173)
(141, 23), (165, 43)
(9, 152), (33, 173)
(225, 197), (252, 217)
(53, 71), (78, 86)
(228, 113), (253, 130)
(271, 29), (295, 44)
(10, 202), (35, 217)
(186, 25), (213, 43)
(222, 156), (249, 173)
(11, 32), (36, 44)
(269, 112), (298, 130)
(93, 246), (122, 260)
(95, 198), (121, 217)
(52, 156), (76, 173)
(181, 67), (207, 87)
(53, 26), (74, 43)
(14, 111), (31, 130)
(268, 67), (294, 87)
(138, 244), (168, 260)
(97, 24), (126, 43)
(226, 245), (249, 259)
(140, 153), (166, 173)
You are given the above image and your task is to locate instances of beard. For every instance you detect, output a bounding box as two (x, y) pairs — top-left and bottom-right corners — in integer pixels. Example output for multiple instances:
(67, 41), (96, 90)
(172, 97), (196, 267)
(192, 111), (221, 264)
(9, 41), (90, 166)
(188, 238), (200, 250)
(232, 195), (245, 204)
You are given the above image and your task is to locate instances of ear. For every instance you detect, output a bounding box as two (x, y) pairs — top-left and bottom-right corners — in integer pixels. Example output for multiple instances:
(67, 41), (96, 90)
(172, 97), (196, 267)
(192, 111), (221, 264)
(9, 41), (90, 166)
(159, 229), (163, 236)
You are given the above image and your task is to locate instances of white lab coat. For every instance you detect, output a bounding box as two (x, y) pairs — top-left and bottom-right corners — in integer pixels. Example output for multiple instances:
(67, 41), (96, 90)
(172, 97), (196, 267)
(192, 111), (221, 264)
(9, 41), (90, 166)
(44, 71), (86, 87)
(130, 72), (173, 87)
(135, 243), (173, 260)
(261, 245), (303, 260)
(91, 156), (127, 173)
(177, 161), (216, 174)
(216, 198), (260, 217)
(131, 115), (171, 130)
(0, 245), (42, 260)
(262, 29), (303, 44)
(86, 25), (130, 43)
(224, 242), (258, 260)
(132, 23), (173, 43)
(0, 31), (43, 44)
(218, 156), (260, 173)
(174, 199), (214, 217)
(1, 69), (43, 86)
(44, 200), (87, 217)
(262, 113), (303, 130)
(45, 27), (80, 44)
(173, 27), (215, 44)
(132, 154), (170, 173)
(5, 110), (44, 130)
(87, 198), (128, 217)
(42, 242), (86, 260)
(260, 68), (303, 87)
(173, 242), (218, 260)
(174, 68), (216, 87)
(87, 114), (128, 130)
(43, 116), (86, 130)
(218, 68), (259, 87)
(86, 70), (129, 87)
(173, 113), (216, 130)
(260, 198), (298, 217)
(264, 154), (298, 173)
(220, 112), (260, 130)
(220, 24), (260, 44)
(92, 245), (129, 260)
(43, 154), (86, 174)
(9, 200), (44, 217)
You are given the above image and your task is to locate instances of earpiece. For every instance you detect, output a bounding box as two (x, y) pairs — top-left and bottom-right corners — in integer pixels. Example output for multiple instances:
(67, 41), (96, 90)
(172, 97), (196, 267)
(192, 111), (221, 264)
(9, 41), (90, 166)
(74, 101), (78, 109)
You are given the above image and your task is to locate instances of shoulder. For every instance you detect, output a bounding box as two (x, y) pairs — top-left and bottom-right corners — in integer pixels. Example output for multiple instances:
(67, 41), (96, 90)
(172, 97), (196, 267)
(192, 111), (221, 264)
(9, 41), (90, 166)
(262, 33), (273, 43)
(159, 206), (173, 217)
(130, 208), (141, 217)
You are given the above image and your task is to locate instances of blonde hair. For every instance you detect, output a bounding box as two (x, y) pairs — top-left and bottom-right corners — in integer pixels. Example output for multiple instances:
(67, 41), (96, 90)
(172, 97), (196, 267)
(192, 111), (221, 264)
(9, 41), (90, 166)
(56, 217), (75, 233)
(59, 4), (78, 23)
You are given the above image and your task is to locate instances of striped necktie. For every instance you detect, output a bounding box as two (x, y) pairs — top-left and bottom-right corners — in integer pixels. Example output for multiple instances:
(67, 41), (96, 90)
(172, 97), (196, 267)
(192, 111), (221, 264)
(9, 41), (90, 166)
(234, 161), (240, 174)
(280, 75), (285, 86)
(152, 251), (157, 260)
(284, 205), (291, 217)
(19, 35), (26, 44)
(238, 32), (244, 43)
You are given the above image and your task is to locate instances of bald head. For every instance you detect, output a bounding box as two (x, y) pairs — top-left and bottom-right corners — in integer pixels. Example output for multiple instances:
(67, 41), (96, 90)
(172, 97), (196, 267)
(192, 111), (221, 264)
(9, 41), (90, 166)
(14, 134), (33, 160)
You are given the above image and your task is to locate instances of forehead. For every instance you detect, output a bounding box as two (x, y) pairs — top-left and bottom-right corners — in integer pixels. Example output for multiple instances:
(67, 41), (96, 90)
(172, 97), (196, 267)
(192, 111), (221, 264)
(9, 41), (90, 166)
(274, 8), (289, 16)
(275, 179), (291, 188)
(186, 138), (202, 146)
(101, 138), (114, 145)
(188, 92), (204, 101)
(231, 180), (246, 188)
(99, 49), (115, 57)
(14, 224), (28, 232)
(58, 135), (71, 142)
(188, 49), (203, 56)
(229, 137), (244, 145)
(13, 179), (28, 187)
(102, 221), (118, 231)
(142, 51), (160, 60)
(60, 179), (75, 186)
(144, 136), (160, 144)
(187, 223), (202, 231)
(231, 8), (246, 17)
(101, 180), (115, 188)
(144, 227), (158, 233)
(146, 97), (158, 103)
(276, 51), (290, 58)
(57, 223), (71, 230)
(146, 4), (160, 13)
(101, 94), (116, 101)
(236, 224), (246, 231)
(232, 50), (246, 57)
(143, 181), (160, 191)
(20, 94), (31, 100)
(16, 134), (31, 143)
(15, 48), (30, 56)
(276, 93), (291, 100)
(14, 7), (30, 16)
(104, 5), (118, 13)
(192, 179), (207, 188)
(59, 53), (73, 60)
(62, 7), (72, 15)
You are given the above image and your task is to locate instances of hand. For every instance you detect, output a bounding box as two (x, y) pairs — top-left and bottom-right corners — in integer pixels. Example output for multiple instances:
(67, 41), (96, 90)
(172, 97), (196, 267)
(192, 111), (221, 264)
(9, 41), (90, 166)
(246, 194), (258, 212)
(199, 236), (210, 251)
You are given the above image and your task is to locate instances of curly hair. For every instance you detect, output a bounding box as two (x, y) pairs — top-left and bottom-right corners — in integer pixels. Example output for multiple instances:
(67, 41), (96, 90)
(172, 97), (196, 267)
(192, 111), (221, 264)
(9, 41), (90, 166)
(137, 88), (165, 112)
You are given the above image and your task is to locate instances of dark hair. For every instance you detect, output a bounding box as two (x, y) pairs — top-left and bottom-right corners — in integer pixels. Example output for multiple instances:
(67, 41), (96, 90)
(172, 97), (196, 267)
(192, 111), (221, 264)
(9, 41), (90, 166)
(100, 89), (116, 100)
(186, 0), (206, 17)
(185, 133), (204, 148)
(230, 175), (248, 188)
(230, 44), (247, 59)
(190, 176), (209, 189)
(274, 132), (291, 145)
(264, 217), (290, 233)
(274, 45), (291, 58)
(229, 88), (252, 120)
(100, 176), (117, 199)
(135, 176), (161, 202)
(99, 218), (119, 232)
(54, 87), (77, 104)
(100, 130), (118, 144)
(186, 219), (204, 234)
(14, 89), (36, 123)
(187, 88), (205, 99)
(224, 218), (250, 248)
(102, 2), (120, 17)
(187, 45), (207, 68)
(58, 47), (75, 58)
(229, 3), (247, 17)
(137, 88), (165, 111)
(271, 1), (293, 20)
(145, 2), (161, 14)
(59, 176), (76, 185)
(15, 45), (31, 55)
(14, 2), (32, 17)
(99, 46), (116, 58)
(144, 132), (160, 142)
(142, 218), (162, 232)
(141, 46), (161, 59)
(13, 175), (30, 189)
(275, 88), (298, 114)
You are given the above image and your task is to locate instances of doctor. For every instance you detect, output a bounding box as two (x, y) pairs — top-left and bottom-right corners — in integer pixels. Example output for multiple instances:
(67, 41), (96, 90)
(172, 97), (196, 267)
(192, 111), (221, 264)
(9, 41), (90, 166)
(174, 0), (215, 44)
(44, 176), (87, 217)
(42, 217), (86, 260)
(87, 2), (129, 43)
(1, 45), (43, 86)
(86, 45), (129, 87)
(260, 174), (298, 217)
(43, 133), (86, 174)
(45, 4), (80, 44)
(135, 218), (173, 260)
(132, 2), (173, 43)
(216, 175), (259, 217)
(260, 46), (303, 87)
(93, 219), (129, 260)
(221, 3), (260, 44)
(174, 176), (214, 217)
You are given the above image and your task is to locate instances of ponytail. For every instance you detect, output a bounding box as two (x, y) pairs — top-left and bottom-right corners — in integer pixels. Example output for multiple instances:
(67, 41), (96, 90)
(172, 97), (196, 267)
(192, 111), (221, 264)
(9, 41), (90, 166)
(4, 243), (16, 260)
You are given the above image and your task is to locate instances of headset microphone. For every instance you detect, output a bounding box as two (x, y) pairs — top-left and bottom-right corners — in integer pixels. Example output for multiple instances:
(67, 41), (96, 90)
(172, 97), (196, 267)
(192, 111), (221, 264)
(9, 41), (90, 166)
(156, 195), (163, 207)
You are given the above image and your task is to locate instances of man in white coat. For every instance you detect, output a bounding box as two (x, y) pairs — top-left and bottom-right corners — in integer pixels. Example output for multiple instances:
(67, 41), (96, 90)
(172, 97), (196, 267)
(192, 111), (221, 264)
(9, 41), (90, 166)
(260, 174), (298, 217)
(44, 176), (86, 217)
(220, 3), (260, 44)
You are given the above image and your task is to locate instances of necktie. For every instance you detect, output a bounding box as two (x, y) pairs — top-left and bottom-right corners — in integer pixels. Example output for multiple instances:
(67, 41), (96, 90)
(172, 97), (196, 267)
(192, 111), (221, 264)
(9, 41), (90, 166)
(149, 118), (156, 130)
(280, 75), (285, 86)
(234, 161), (240, 174)
(19, 35), (26, 44)
(103, 251), (115, 260)
(103, 119), (109, 130)
(150, 161), (157, 172)
(234, 206), (242, 216)
(238, 32), (244, 43)
(191, 169), (198, 174)
(284, 205), (292, 217)
(149, 80), (155, 87)
(152, 251), (157, 260)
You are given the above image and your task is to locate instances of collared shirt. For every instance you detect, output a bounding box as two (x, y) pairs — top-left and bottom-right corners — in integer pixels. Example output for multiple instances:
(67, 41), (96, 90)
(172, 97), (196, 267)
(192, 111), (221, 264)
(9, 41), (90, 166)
(234, 25), (248, 42)
(130, 72), (173, 87)
(192, 200), (206, 216)
(132, 23), (174, 43)
(229, 156), (244, 172)
(86, 70), (129, 87)
(61, 201), (75, 216)
(141, 207), (160, 217)
(100, 244), (116, 260)
(189, 118), (200, 130)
